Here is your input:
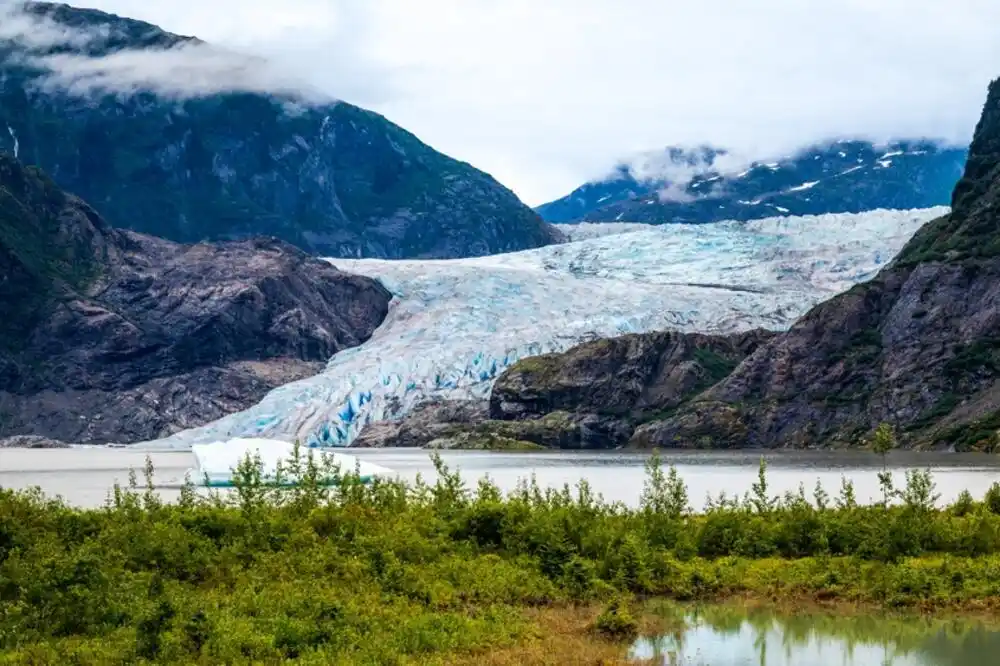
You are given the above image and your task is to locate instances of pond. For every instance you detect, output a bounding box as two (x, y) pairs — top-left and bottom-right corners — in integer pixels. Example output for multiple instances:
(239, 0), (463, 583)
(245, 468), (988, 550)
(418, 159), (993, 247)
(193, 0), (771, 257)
(631, 603), (1000, 665)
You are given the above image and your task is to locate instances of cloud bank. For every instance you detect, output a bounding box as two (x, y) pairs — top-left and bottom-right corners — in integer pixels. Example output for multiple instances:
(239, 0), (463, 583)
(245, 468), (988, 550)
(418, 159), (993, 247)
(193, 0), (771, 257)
(11, 0), (1000, 204)
(0, 2), (331, 103)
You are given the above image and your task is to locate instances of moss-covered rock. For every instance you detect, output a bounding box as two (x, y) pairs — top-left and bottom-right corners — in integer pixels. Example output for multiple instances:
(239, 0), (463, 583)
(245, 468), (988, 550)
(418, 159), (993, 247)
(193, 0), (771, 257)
(490, 329), (775, 423)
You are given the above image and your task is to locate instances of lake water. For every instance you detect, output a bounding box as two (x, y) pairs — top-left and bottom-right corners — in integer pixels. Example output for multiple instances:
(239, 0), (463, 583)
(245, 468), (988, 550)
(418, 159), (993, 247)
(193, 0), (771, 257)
(631, 603), (1000, 665)
(1, 447), (999, 509)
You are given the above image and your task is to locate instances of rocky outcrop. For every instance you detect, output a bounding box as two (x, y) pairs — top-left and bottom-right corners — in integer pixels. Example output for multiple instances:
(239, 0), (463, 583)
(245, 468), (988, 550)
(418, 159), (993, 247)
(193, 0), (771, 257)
(0, 435), (69, 448)
(353, 400), (489, 449)
(490, 330), (776, 423)
(0, 153), (391, 443)
(632, 79), (1000, 451)
(0, 2), (561, 259)
(354, 330), (774, 449)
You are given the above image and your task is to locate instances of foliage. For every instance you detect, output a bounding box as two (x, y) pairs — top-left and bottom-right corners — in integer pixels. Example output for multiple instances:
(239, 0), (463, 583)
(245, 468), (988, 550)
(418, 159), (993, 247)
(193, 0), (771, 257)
(3, 449), (1000, 663)
(592, 597), (639, 641)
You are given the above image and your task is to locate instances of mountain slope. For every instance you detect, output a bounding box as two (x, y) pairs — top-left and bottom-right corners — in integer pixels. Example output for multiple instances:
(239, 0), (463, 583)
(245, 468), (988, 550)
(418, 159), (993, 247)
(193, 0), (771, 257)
(0, 152), (392, 443)
(538, 141), (967, 224)
(0, 2), (560, 259)
(630, 80), (1000, 451)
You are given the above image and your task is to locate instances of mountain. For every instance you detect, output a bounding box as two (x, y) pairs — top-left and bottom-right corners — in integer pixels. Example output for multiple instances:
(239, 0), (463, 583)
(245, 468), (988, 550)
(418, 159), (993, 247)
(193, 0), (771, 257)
(537, 140), (967, 224)
(0, 152), (392, 444)
(616, 80), (1000, 450)
(0, 2), (561, 259)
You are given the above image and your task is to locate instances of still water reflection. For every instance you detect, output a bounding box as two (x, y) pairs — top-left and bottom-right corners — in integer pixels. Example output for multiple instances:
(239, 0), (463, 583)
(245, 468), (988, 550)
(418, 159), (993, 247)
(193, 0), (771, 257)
(631, 604), (1000, 665)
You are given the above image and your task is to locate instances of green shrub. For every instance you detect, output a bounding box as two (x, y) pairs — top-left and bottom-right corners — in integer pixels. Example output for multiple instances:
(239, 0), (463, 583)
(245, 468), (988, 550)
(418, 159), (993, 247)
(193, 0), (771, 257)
(1, 450), (1000, 663)
(592, 597), (639, 641)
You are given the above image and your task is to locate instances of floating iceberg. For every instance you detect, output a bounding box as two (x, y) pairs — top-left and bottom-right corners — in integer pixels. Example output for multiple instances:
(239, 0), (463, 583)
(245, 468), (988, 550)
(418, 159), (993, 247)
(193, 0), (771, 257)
(140, 207), (946, 450)
(190, 438), (394, 487)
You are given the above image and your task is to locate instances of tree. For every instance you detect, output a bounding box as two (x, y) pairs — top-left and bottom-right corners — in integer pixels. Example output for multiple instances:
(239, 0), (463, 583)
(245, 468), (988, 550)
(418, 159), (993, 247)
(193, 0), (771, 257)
(871, 423), (897, 507)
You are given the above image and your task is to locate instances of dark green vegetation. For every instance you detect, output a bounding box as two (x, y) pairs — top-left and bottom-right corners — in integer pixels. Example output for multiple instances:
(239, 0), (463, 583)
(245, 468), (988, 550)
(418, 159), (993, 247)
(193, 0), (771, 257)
(0, 2), (559, 259)
(536, 140), (965, 224)
(4, 449), (1000, 664)
(0, 152), (105, 348)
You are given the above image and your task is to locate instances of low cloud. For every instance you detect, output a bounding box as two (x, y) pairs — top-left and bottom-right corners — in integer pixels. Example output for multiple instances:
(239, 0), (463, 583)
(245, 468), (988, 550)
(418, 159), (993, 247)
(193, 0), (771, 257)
(28, 45), (331, 103)
(0, 3), (106, 49)
(0, 2), (330, 103)
(610, 146), (760, 203)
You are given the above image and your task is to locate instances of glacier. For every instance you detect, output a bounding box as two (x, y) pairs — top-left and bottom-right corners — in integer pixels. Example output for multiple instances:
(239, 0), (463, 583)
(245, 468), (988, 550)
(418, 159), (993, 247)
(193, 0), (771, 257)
(138, 207), (947, 449)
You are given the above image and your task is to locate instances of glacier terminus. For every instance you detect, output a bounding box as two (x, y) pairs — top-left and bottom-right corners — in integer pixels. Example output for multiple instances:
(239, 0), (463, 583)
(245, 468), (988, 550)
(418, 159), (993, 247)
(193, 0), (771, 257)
(138, 207), (947, 449)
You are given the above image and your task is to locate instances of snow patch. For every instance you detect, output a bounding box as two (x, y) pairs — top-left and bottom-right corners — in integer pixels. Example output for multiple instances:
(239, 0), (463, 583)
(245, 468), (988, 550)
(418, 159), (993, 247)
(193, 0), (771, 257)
(137, 207), (948, 449)
(6, 125), (18, 158)
(786, 181), (820, 192)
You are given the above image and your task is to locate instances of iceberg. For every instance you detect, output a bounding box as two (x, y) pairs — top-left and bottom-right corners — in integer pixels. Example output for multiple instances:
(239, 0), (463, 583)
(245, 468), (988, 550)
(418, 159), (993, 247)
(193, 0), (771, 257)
(139, 207), (946, 449)
(190, 438), (394, 486)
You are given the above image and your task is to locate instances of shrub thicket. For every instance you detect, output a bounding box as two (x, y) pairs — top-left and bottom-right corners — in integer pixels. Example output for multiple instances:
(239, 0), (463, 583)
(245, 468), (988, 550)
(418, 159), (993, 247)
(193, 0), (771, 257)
(2, 446), (1000, 663)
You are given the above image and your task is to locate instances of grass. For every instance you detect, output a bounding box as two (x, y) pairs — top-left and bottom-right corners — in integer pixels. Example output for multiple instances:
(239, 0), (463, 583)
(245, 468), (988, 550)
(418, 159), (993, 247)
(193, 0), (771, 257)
(3, 446), (1000, 663)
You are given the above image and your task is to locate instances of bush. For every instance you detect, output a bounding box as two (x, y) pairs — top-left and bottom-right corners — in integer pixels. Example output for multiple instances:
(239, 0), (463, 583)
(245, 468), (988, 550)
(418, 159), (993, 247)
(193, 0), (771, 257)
(1, 450), (1000, 663)
(592, 597), (639, 641)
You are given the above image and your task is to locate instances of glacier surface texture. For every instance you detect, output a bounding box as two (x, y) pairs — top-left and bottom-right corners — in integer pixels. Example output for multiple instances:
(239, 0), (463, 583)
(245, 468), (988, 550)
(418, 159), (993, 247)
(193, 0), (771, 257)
(141, 207), (947, 449)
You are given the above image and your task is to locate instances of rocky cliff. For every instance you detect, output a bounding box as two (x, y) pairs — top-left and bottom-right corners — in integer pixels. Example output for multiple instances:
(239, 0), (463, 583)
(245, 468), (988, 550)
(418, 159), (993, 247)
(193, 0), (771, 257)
(630, 80), (1000, 451)
(0, 2), (560, 259)
(0, 152), (392, 443)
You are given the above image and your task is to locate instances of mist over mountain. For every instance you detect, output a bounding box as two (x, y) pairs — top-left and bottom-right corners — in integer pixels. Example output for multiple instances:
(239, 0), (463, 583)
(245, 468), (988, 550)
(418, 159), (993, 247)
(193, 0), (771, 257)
(537, 140), (967, 224)
(0, 2), (561, 259)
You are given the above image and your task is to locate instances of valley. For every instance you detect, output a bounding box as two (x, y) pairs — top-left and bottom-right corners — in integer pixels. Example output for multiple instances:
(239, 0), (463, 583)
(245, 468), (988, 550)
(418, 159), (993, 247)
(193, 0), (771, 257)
(3, 1), (1000, 663)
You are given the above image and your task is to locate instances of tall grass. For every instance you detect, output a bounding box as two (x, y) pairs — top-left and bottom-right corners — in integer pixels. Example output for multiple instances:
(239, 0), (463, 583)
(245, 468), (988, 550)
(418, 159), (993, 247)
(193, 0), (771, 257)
(2, 446), (1000, 664)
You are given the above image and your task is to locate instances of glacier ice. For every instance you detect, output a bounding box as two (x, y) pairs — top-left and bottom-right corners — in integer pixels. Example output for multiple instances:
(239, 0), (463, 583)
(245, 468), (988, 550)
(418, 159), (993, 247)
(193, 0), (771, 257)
(190, 439), (394, 486)
(139, 207), (947, 449)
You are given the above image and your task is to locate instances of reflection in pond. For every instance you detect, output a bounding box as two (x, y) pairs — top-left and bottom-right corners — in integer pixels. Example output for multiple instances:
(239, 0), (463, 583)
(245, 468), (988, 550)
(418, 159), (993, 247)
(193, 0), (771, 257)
(630, 603), (1000, 665)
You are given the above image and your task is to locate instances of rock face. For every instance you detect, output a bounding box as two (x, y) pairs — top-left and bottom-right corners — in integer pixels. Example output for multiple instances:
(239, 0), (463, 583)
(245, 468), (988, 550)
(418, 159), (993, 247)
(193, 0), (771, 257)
(0, 435), (69, 448)
(353, 400), (489, 449)
(0, 153), (392, 443)
(490, 330), (776, 422)
(633, 80), (1000, 451)
(355, 330), (774, 449)
(0, 2), (560, 259)
(536, 140), (966, 224)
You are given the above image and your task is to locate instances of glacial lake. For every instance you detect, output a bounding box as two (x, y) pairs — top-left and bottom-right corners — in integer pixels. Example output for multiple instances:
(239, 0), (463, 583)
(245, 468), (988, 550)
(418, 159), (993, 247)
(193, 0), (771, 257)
(630, 602), (1000, 665)
(1, 447), (999, 509)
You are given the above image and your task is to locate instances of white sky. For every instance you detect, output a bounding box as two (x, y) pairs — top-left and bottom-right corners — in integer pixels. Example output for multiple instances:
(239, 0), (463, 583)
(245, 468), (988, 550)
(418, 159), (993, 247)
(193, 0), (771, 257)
(26, 1), (1000, 205)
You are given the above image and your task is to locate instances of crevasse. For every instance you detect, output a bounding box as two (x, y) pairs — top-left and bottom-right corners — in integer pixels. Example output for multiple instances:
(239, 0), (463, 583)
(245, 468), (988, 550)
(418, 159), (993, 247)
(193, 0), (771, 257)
(138, 207), (946, 449)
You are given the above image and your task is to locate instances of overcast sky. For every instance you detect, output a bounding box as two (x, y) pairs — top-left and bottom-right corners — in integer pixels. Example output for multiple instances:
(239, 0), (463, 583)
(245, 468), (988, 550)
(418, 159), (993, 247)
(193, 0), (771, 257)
(31, 1), (1000, 204)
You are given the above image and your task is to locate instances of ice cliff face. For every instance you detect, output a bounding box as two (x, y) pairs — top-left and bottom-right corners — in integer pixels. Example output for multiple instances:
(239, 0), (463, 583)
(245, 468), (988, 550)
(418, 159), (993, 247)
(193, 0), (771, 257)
(139, 207), (946, 449)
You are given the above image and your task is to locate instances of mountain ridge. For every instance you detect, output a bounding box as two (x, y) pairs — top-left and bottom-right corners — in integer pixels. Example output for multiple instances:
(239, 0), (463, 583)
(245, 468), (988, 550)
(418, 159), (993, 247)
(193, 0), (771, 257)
(538, 140), (967, 225)
(0, 151), (392, 443)
(486, 80), (1000, 451)
(0, 2), (562, 259)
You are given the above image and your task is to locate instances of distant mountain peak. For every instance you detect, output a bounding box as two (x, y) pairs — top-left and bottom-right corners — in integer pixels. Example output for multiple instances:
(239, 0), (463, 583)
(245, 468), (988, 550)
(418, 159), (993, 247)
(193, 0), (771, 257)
(537, 139), (967, 224)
